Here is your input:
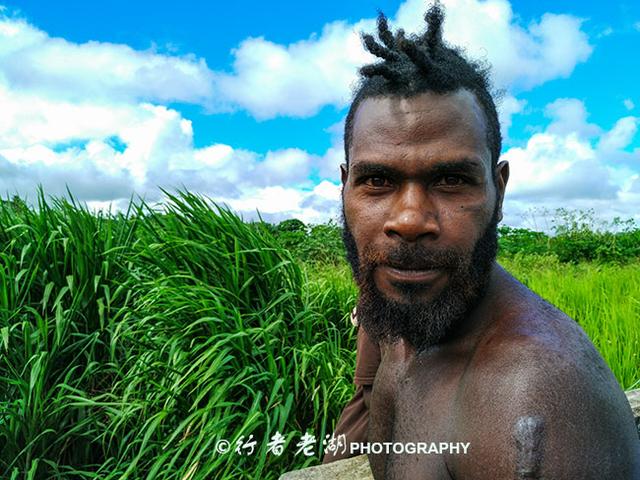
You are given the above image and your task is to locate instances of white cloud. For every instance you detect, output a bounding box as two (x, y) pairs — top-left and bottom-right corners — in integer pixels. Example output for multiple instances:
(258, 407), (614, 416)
(214, 0), (592, 119)
(396, 0), (592, 91)
(222, 186), (303, 215)
(0, 79), (196, 195)
(597, 117), (638, 152)
(218, 180), (342, 224)
(317, 119), (347, 181)
(623, 98), (635, 111)
(0, 150), (135, 202)
(498, 95), (526, 139)
(0, 8), (344, 223)
(312, 179), (342, 200)
(503, 100), (640, 227)
(505, 132), (616, 201)
(544, 98), (600, 139)
(213, 20), (374, 119)
(317, 144), (344, 182)
(255, 149), (316, 186)
(634, 21), (640, 32)
(0, 72), (339, 220)
(0, 14), (214, 105)
(0, 10), (323, 212)
(0, 1), (593, 125)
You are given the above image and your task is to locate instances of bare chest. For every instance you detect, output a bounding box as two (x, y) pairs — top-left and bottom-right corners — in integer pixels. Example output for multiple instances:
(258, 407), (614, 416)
(368, 354), (470, 479)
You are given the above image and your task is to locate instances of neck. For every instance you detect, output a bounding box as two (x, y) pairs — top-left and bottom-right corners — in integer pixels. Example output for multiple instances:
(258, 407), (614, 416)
(438, 261), (505, 346)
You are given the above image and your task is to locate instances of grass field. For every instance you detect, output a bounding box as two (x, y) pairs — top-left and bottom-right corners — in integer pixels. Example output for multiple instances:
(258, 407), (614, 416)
(0, 193), (637, 479)
(501, 255), (640, 390)
(307, 257), (640, 391)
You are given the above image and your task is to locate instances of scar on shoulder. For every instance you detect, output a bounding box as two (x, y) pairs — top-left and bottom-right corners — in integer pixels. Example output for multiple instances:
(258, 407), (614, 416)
(514, 415), (545, 480)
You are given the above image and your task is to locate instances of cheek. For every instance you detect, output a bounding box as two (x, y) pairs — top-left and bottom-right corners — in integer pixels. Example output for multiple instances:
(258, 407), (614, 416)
(344, 194), (388, 239)
(438, 195), (487, 216)
(436, 196), (494, 239)
(443, 201), (489, 218)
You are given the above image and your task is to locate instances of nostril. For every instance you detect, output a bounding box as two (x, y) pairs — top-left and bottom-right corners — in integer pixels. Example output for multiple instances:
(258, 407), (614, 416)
(384, 209), (440, 242)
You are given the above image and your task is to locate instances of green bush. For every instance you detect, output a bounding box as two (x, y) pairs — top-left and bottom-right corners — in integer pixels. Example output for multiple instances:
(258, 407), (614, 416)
(497, 226), (550, 257)
(549, 209), (640, 263)
(273, 220), (345, 265)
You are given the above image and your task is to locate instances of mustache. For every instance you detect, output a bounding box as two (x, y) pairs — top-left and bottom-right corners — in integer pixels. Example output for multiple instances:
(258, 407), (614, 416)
(361, 242), (462, 271)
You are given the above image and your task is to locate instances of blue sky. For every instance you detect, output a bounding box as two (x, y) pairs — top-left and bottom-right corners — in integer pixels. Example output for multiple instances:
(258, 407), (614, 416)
(0, 0), (639, 228)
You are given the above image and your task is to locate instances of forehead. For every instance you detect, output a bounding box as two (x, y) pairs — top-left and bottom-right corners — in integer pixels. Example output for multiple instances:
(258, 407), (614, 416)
(349, 89), (490, 168)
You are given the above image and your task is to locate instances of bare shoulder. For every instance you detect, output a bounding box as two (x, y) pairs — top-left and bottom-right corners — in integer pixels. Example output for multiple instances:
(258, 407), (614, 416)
(450, 275), (640, 479)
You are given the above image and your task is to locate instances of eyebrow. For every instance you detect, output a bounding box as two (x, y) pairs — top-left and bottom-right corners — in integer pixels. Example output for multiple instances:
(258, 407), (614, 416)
(350, 159), (486, 179)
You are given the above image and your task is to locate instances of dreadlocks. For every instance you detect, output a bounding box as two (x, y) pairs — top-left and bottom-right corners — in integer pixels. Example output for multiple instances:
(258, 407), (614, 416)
(344, 2), (502, 167)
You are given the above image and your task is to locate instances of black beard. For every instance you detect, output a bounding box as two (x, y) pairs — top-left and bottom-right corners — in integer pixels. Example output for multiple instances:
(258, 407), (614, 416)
(341, 205), (499, 352)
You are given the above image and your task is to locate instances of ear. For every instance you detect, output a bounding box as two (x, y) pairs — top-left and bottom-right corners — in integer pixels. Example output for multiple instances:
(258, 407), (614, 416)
(340, 163), (348, 185)
(494, 161), (509, 222)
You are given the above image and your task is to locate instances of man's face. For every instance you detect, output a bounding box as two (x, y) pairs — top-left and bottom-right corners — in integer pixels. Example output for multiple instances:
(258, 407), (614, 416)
(341, 89), (509, 350)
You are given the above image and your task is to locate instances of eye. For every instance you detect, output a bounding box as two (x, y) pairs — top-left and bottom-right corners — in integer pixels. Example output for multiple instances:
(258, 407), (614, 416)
(435, 175), (466, 187)
(364, 176), (392, 188)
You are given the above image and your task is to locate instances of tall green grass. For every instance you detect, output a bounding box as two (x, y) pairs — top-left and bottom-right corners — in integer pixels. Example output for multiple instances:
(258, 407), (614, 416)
(501, 255), (640, 390)
(0, 193), (637, 479)
(0, 192), (355, 479)
(0, 193), (141, 478)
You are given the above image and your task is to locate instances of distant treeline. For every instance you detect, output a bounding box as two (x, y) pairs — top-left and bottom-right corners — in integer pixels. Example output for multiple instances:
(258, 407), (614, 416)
(270, 211), (640, 265)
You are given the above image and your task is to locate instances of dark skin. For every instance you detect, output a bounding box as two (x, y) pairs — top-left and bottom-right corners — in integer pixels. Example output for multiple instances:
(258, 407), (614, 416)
(341, 90), (640, 479)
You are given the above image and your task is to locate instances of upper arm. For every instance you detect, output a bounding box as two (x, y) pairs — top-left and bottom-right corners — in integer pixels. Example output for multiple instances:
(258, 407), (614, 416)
(450, 352), (640, 479)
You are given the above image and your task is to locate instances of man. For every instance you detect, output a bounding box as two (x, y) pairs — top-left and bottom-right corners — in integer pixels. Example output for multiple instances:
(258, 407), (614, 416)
(324, 4), (640, 479)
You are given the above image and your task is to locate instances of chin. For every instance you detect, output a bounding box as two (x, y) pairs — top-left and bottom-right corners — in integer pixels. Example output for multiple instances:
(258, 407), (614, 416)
(385, 280), (445, 304)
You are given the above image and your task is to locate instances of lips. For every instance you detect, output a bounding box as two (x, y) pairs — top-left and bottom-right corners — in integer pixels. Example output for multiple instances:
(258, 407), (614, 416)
(379, 264), (444, 283)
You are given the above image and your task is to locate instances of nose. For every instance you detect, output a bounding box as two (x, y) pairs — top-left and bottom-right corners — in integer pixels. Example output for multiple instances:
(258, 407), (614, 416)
(383, 182), (440, 242)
